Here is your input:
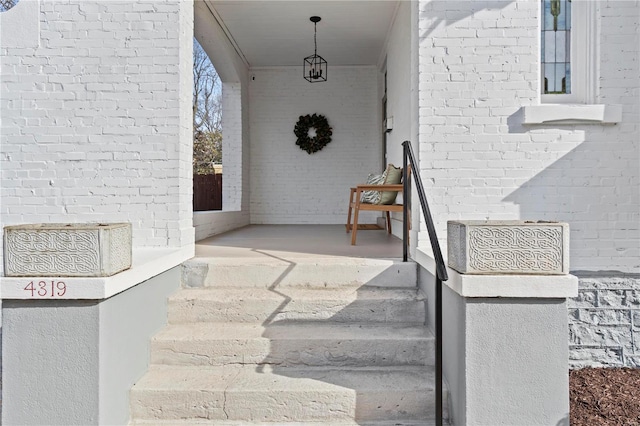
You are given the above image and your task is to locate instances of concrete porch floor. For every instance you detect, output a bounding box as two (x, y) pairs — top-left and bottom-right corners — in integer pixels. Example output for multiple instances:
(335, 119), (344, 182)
(195, 225), (404, 260)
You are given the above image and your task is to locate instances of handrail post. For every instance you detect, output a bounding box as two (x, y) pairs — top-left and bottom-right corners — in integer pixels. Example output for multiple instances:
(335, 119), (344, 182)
(403, 144), (408, 262)
(402, 140), (447, 426)
(436, 275), (443, 426)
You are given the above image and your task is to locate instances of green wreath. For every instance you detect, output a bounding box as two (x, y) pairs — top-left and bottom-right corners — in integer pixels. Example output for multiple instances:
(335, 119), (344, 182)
(294, 113), (333, 154)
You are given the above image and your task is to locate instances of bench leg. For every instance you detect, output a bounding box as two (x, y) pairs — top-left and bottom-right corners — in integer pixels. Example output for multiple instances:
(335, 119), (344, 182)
(351, 207), (360, 245)
(386, 211), (392, 234)
(346, 189), (355, 232)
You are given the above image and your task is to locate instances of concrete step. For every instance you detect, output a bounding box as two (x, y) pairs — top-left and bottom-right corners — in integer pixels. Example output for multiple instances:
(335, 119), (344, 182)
(181, 257), (417, 289)
(151, 322), (435, 367)
(130, 365), (438, 423)
(167, 287), (426, 324)
(130, 420), (441, 425)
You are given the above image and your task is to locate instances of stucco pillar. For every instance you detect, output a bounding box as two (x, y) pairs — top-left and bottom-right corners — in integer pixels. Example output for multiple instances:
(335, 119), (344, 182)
(416, 250), (578, 425)
(1, 243), (192, 425)
(1, 267), (181, 425)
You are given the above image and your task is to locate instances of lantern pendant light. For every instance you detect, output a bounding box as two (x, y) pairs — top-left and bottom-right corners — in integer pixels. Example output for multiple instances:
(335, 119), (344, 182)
(304, 16), (327, 83)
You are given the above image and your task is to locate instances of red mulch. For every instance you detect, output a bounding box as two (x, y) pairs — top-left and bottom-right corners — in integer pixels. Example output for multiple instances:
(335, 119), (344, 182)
(570, 368), (640, 426)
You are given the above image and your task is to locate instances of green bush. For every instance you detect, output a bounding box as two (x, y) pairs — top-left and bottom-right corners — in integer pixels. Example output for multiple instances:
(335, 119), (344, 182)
(193, 130), (222, 175)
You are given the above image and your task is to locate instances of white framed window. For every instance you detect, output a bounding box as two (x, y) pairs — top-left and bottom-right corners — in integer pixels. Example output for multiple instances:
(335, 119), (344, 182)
(525, 0), (621, 124)
(0, 0), (20, 13)
(541, 0), (598, 104)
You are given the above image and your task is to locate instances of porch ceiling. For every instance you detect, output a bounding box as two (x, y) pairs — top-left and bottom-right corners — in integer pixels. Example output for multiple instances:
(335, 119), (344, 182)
(206, 0), (400, 67)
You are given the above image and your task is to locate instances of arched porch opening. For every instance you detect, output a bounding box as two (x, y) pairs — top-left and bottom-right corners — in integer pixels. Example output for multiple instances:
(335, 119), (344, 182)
(193, 1), (251, 240)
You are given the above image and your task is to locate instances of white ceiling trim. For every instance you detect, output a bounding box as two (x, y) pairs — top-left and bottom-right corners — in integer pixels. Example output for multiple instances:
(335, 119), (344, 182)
(377, 1), (402, 70)
(204, 0), (251, 69)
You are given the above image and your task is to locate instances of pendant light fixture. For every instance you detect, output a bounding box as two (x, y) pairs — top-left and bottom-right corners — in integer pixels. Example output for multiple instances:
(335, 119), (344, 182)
(304, 16), (327, 83)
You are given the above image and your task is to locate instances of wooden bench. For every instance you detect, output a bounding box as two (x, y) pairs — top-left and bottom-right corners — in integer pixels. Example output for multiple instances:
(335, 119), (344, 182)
(346, 183), (404, 245)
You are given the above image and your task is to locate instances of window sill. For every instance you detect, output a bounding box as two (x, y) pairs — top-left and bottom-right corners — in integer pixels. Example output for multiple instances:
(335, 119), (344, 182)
(523, 104), (622, 125)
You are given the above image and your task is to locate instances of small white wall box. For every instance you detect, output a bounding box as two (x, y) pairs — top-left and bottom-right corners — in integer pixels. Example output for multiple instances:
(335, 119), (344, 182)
(384, 117), (393, 132)
(447, 220), (569, 275)
(4, 223), (132, 277)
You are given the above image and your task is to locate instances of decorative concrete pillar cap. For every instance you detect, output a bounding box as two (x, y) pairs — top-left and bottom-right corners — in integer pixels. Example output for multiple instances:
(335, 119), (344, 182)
(447, 220), (569, 275)
(4, 223), (132, 277)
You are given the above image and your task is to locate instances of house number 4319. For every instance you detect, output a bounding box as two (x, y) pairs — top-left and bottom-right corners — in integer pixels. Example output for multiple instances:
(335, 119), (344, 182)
(24, 281), (67, 297)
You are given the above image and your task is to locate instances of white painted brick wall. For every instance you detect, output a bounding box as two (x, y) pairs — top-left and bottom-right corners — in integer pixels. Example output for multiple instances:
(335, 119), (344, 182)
(385, 2), (412, 168)
(2, 0), (636, 272)
(0, 0), (195, 269)
(418, 0), (639, 272)
(193, 210), (249, 241)
(249, 67), (382, 225)
(383, 1), (413, 237)
(222, 82), (243, 212)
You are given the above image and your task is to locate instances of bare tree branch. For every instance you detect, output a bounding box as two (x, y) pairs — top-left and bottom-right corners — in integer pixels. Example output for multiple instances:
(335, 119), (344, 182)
(193, 38), (222, 175)
(193, 39), (222, 135)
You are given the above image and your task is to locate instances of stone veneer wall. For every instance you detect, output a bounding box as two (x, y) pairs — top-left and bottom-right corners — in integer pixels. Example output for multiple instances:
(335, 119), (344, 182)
(569, 274), (640, 368)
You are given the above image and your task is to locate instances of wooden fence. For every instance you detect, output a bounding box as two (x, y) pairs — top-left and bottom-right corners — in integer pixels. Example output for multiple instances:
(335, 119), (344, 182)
(193, 173), (222, 211)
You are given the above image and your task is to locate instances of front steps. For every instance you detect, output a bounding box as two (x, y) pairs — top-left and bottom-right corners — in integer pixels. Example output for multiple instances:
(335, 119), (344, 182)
(130, 257), (444, 425)
(167, 287), (426, 324)
(131, 365), (436, 424)
(150, 322), (434, 367)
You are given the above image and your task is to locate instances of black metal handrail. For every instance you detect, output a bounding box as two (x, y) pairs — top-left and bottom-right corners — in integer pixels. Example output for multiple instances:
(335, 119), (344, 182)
(402, 140), (448, 426)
